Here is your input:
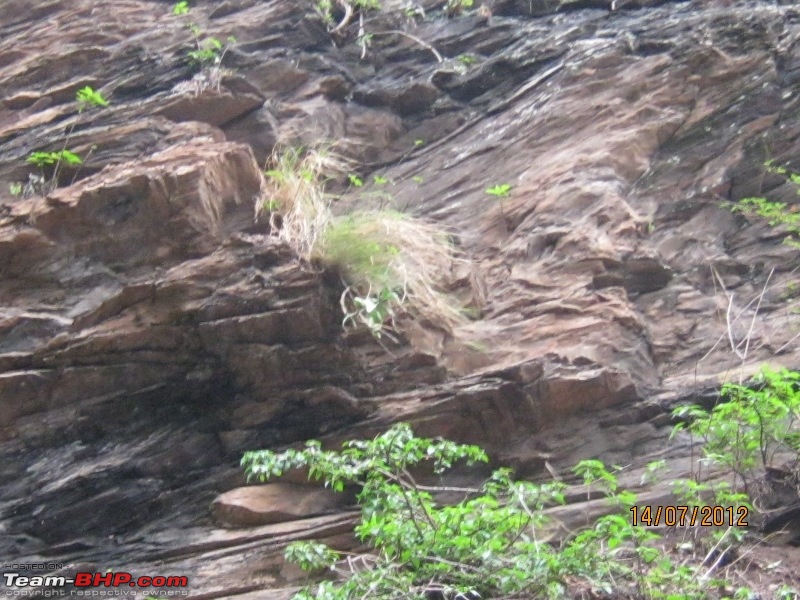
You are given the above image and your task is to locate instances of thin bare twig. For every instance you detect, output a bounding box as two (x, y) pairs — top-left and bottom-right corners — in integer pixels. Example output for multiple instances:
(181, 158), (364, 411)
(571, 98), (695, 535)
(696, 268), (763, 366)
(400, 466), (439, 531)
(725, 290), (738, 356)
(702, 267), (775, 383)
(774, 328), (800, 355)
(370, 30), (443, 62)
(740, 268), (774, 362)
(414, 484), (482, 494)
(698, 527), (734, 583)
(330, 0), (355, 35)
(358, 12), (367, 59)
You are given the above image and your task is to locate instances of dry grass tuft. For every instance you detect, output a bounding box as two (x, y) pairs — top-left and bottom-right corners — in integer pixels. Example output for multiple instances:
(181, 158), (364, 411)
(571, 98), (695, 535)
(257, 145), (468, 336)
(257, 146), (351, 259)
(315, 211), (467, 331)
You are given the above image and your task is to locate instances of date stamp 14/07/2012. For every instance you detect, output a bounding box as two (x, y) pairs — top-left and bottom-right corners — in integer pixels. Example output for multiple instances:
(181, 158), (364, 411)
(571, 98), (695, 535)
(630, 505), (749, 527)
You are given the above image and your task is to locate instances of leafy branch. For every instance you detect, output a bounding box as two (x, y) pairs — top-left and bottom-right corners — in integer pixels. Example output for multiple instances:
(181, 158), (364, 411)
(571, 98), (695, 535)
(241, 423), (738, 600)
(726, 160), (800, 248)
(22, 86), (108, 197)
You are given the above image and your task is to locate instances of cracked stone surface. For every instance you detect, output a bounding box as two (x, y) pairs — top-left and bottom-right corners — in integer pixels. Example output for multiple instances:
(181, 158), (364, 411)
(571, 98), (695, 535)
(2, 0), (800, 595)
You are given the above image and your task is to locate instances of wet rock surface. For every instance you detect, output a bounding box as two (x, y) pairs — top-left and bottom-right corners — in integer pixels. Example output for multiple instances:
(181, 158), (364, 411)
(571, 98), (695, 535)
(2, 0), (800, 594)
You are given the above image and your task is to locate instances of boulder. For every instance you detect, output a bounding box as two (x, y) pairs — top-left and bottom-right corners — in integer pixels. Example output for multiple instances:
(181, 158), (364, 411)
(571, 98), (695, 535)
(212, 483), (349, 528)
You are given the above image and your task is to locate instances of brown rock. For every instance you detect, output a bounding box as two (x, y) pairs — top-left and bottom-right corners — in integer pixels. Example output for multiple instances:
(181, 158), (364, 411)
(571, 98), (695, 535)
(212, 483), (348, 528)
(32, 140), (263, 268)
(317, 76), (352, 101)
(3, 91), (42, 110)
(4, 0), (800, 590)
(392, 82), (440, 116)
(352, 81), (440, 116)
(229, 400), (287, 429)
(157, 90), (263, 128)
(198, 307), (324, 348)
(222, 107), (279, 167)
(248, 60), (310, 96)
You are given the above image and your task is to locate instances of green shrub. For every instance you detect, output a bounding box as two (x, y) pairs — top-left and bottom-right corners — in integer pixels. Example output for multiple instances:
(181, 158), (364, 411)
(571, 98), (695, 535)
(730, 197), (800, 248)
(668, 367), (800, 561)
(180, 19), (236, 93)
(485, 184), (513, 230)
(27, 150), (82, 169)
(242, 424), (567, 599)
(191, 36), (236, 68)
(347, 174), (364, 187)
(241, 424), (719, 600)
(241, 373), (800, 600)
(672, 367), (800, 493)
(76, 86), (109, 108)
(317, 215), (401, 290)
(656, 366), (800, 593)
(188, 37), (225, 66)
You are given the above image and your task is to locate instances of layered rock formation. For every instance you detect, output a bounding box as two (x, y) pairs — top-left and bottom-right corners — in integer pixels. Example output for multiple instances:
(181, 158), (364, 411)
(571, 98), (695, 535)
(2, 0), (800, 595)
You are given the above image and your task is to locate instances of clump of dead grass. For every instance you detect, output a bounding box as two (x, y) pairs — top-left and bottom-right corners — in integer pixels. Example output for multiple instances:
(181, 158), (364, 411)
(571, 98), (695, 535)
(257, 146), (350, 260)
(316, 210), (467, 331)
(257, 145), (467, 336)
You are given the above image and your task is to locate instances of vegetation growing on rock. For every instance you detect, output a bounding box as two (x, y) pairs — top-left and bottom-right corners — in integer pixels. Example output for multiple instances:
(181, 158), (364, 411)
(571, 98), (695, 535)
(172, 1), (237, 93)
(243, 368), (800, 600)
(728, 162), (800, 250)
(259, 145), (466, 340)
(19, 86), (108, 197)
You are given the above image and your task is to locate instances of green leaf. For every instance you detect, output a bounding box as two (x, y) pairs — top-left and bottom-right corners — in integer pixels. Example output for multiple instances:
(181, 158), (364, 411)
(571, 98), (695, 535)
(348, 174), (364, 187)
(76, 86), (109, 108)
(172, 0), (190, 15)
(59, 150), (83, 165)
(27, 152), (57, 167)
(485, 183), (512, 197)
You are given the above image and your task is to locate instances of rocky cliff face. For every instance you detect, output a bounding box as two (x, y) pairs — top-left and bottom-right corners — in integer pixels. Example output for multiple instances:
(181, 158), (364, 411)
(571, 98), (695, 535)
(2, 0), (800, 595)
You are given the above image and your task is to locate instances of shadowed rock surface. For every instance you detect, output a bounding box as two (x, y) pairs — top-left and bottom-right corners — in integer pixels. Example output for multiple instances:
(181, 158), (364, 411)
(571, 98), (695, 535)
(2, 0), (800, 595)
